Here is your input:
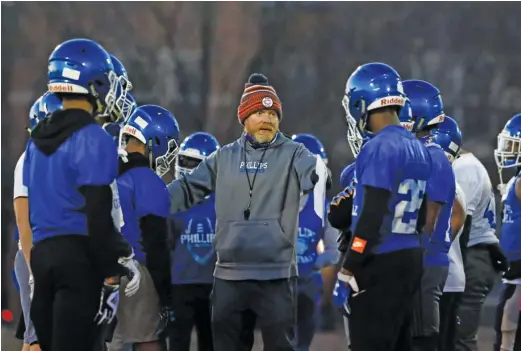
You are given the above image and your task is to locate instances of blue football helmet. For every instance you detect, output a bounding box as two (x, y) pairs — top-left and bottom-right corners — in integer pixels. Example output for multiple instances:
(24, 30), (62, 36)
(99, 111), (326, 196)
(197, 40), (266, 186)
(28, 92), (63, 132)
(47, 38), (119, 120)
(120, 105), (181, 177)
(342, 62), (406, 157)
(430, 116), (462, 163)
(402, 80), (445, 133)
(495, 113), (521, 178)
(175, 132), (221, 179)
(399, 98), (414, 132)
(109, 54), (134, 122)
(28, 96), (43, 132)
(339, 162), (356, 189)
(291, 133), (328, 165)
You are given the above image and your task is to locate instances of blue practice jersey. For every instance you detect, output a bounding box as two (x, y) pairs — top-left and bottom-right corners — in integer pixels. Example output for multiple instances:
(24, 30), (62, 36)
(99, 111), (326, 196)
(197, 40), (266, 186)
(423, 143), (456, 266)
(501, 175), (521, 262)
(117, 163), (170, 264)
(24, 123), (118, 243)
(170, 195), (217, 285)
(351, 125), (432, 254)
(297, 195), (326, 277)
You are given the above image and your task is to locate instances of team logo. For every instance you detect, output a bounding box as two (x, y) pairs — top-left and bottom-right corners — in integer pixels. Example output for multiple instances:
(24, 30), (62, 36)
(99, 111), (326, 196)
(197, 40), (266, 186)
(262, 97), (273, 108)
(181, 217), (215, 265)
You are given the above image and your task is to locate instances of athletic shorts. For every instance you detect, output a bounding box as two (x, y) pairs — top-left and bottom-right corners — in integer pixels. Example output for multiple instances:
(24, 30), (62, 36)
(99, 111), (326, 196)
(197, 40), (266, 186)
(107, 263), (161, 350)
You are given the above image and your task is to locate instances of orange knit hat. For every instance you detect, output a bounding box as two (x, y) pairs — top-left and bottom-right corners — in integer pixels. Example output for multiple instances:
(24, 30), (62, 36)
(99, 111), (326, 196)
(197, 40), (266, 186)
(237, 73), (282, 125)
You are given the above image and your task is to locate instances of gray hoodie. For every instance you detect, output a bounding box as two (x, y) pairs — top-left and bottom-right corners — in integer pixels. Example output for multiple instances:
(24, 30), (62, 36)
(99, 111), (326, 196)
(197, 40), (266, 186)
(167, 132), (319, 280)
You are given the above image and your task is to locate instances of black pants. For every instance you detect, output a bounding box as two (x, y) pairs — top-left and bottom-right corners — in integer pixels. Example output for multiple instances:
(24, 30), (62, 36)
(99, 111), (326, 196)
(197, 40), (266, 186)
(211, 278), (297, 351)
(167, 284), (213, 351)
(348, 248), (423, 351)
(30, 235), (103, 351)
(438, 292), (462, 351)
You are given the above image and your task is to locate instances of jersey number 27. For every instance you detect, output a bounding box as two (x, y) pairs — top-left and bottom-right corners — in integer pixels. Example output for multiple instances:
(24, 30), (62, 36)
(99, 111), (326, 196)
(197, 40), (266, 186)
(392, 179), (426, 235)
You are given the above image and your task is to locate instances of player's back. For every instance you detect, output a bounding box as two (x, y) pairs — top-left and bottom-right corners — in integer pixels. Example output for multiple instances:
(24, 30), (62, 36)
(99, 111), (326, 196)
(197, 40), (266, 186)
(353, 125), (432, 254)
(117, 154), (170, 264)
(24, 111), (118, 243)
(170, 194), (217, 285)
(423, 142), (456, 266)
(453, 153), (498, 246)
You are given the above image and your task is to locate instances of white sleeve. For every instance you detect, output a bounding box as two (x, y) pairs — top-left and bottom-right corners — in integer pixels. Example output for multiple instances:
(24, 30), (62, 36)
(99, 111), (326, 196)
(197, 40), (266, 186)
(13, 152), (28, 199)
(455, 183), (468, 215)
(453, 161), (480, 215)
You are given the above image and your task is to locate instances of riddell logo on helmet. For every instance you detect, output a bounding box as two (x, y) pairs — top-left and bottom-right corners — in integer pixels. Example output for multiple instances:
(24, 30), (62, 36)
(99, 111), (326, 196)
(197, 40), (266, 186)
(380, 97), (405, 106)
(124, 126), (137, 136)
(48, 84), (73, 93)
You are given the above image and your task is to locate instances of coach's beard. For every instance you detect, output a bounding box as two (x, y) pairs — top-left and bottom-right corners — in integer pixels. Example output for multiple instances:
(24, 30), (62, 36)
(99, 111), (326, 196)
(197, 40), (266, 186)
(248, 124), (277, 144)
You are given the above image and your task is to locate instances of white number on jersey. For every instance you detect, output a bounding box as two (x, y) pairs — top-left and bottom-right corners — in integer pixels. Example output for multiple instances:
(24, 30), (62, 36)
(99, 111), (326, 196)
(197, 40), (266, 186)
(392, 179), (426, 234)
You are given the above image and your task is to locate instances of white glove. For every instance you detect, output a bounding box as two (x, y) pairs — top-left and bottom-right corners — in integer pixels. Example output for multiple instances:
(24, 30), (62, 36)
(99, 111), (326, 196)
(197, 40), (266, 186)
(29, 274), (34, 300)
(118, 252), (141, 297)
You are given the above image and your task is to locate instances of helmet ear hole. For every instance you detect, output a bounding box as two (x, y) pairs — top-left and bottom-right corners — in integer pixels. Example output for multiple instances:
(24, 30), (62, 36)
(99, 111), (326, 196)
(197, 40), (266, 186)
(155, 137), (161, 146)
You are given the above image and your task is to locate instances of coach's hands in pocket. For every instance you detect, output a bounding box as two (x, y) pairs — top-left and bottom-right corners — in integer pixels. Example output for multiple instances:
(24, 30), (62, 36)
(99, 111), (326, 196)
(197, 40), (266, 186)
(118, 250), (141, 297)
(94, 279), (120, 325)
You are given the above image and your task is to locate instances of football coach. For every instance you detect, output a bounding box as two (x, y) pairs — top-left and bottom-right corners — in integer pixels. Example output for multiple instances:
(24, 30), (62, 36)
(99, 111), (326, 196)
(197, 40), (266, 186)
(166, 73), (329, 351)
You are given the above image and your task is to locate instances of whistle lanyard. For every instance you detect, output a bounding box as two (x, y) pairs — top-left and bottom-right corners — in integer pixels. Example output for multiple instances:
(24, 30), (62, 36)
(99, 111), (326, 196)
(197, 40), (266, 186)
(243, 141), (269, 220)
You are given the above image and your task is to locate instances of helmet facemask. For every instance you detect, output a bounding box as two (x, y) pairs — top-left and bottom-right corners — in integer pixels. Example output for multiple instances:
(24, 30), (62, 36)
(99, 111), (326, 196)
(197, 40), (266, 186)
(494, 131), (521, 189)
(155, 138), (180, 178)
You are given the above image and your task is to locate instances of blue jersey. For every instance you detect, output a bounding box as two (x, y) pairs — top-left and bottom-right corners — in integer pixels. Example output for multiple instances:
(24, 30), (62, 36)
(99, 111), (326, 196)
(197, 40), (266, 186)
(171, 195), (217, 285)
(423, 143), (456, 266)
(351, 125), (432, 254)
(117, 163), (170, 264)
(297, 195), (326, 277)
(24, 123), (118, 243)
(500, 175), (521, 262)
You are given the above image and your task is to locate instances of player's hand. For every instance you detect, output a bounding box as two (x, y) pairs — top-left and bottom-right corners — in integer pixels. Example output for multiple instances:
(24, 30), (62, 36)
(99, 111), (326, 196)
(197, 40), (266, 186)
(118, 251), (141, 297)
(156, 306), (175, 335)
(94, 282), (120, 325)
(488, 243), (509, 272)
(504, 259), (521, 280)
(28, 274), (34, 300)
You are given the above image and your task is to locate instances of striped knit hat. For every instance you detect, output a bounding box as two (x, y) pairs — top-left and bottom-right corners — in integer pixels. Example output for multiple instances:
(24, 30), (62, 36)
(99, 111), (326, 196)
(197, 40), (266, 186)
(237, 73), (282, 125)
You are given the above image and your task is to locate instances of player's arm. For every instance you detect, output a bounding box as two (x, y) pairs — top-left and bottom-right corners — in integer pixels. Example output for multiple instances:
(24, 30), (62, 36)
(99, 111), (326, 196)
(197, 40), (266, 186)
(294, 144), (331, 193)
(340, 142), (395, 275)
(141, 214), (171, 306)
(342, 186), (391, 274)
(15, 152), (32, 267)
(450, 197), (466, 240)
(167, 149), (219, 213)
(425, 149), (453, 236)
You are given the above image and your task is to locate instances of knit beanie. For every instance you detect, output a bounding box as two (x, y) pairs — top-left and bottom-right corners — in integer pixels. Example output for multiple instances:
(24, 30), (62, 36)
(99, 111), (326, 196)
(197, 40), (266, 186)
(237, 73), (282, 125)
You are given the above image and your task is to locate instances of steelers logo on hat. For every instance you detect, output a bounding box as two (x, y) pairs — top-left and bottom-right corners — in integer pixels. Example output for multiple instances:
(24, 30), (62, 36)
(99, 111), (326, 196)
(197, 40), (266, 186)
(262, 97), (273, 108)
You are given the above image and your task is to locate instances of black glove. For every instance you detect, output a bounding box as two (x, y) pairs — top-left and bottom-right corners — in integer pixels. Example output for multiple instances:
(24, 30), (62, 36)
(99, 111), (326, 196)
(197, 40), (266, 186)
(504, 259), (521, 280)
(488, 243), (509, 272)
(94, 283), (120, 325)
(156, 306), (175, 335)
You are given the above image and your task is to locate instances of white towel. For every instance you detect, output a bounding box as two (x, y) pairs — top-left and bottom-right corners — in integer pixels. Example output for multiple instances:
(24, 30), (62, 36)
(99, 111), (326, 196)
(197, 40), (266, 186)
(313, 156), (328, 226)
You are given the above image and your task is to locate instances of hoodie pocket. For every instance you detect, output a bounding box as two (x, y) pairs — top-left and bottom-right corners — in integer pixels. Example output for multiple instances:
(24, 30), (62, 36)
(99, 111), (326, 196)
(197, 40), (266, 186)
(215, 219), (293, 265)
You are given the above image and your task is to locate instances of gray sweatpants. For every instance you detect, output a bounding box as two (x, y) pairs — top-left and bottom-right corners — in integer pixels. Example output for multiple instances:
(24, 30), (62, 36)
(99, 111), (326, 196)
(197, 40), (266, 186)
(14, 250), (37, 344)
(411, 265), (449, 338)
(455, 245), (497, 351)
